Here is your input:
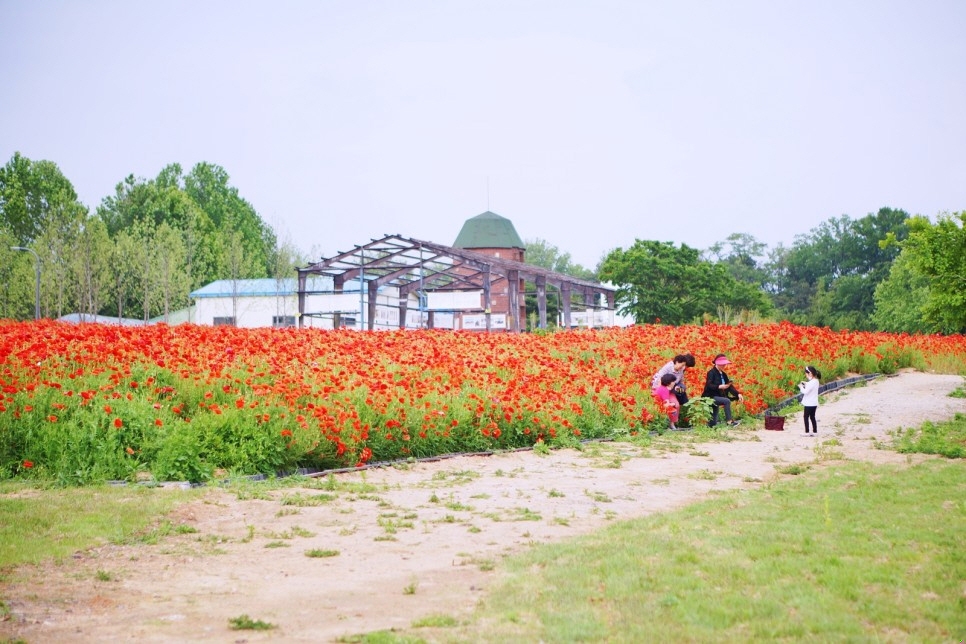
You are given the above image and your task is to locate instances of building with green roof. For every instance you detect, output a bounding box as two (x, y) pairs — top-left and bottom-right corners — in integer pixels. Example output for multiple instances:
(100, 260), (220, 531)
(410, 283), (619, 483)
(453, 211), (526, 262)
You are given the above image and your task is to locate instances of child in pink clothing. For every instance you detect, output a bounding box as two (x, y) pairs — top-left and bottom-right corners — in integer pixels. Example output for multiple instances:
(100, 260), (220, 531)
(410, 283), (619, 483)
(654, 373), (681, 430)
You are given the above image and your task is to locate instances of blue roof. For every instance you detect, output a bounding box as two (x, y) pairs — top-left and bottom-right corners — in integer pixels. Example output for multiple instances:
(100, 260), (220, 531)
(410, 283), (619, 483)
(190, 277), (334, 298)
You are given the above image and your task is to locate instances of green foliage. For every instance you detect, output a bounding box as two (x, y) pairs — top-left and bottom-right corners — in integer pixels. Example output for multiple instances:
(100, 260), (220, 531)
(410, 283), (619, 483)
(773, 208), (910, 330)
(523, 238), (596, 330)
(228, 614), (276, 630)
(871, 250), (932, 333)
(523, 238), (595, 279)
(599, 239), (771, 325)
(469, 459), (966, 642)
(894, 412), (966, 458)
(0, 483), (197, 567)
(900, 211), (966, 333)
(0, 153), (289, 320)
(0, 152), (86, 246)
(682, 396), (714, 427)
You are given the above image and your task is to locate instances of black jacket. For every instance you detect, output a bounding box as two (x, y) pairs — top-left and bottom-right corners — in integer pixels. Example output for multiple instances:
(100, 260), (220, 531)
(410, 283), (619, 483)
(702, 367), (740, 399)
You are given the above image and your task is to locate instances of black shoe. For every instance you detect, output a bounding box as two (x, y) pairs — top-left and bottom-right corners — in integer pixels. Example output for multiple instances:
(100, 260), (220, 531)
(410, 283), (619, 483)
(728, 420), (740, 427)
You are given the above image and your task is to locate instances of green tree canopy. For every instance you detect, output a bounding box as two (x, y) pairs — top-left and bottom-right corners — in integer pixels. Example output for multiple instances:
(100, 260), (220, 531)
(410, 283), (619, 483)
(774, 207), (910, 329)
(523, 238), (596, 279)
(898, 211), (966, 333)
(0, 152), (86, 246)
(598, 239), (771, 325)
(871, 249), (932, 333)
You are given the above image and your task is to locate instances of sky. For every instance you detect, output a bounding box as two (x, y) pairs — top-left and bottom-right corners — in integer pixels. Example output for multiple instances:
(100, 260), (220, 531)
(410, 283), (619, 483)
(2, 0), (965, 269)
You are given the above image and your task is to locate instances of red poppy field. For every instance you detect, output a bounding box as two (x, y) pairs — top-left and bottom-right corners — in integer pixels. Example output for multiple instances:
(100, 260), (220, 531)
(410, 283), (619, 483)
(2, 320), (964, 484)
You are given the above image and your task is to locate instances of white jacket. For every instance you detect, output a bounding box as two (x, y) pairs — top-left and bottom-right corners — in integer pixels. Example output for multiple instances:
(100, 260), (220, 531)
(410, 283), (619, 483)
(799, 378), (819, 406)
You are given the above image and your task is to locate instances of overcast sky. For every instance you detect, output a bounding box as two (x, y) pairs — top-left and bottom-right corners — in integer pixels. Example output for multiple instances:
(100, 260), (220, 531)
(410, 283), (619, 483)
(2, 0), (964, 268)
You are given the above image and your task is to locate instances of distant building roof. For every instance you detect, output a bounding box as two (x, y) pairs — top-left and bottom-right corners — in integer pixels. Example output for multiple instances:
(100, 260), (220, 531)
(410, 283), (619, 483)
(57, 313), (146, 326)
(190, 277), (332, 299)
(453, 211), (525, 250)
(149, 306), (195, 325)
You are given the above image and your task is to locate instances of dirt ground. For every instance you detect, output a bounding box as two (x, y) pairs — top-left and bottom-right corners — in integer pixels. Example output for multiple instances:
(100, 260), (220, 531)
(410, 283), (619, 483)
(1, 370), (964, 643)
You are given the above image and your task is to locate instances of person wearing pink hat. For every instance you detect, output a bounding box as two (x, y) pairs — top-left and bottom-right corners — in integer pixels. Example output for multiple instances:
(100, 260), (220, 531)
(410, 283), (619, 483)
(701, 353), (743, 427)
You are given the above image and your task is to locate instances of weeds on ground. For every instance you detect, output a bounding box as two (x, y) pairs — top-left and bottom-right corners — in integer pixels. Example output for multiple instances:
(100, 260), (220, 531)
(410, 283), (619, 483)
(433, 459), (966, 643)
(893, 412), (966, 458)
(228, 614), (275, 630)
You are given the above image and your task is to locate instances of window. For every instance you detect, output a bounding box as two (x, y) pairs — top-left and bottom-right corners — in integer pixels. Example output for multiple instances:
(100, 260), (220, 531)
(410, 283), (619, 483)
(213, 316), (236, 326)
(272, 315), (296, 328)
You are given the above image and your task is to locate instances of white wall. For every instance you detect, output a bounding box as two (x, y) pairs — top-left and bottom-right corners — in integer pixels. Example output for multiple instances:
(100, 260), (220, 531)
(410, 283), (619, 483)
(193, 294), (332, 328)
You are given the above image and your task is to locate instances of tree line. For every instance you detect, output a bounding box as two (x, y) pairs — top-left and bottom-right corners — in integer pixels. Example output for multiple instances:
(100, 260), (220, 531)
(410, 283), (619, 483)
(527, 204), (965, 335)
(0, 153), (303, 322)
(3, 152), (964, 334)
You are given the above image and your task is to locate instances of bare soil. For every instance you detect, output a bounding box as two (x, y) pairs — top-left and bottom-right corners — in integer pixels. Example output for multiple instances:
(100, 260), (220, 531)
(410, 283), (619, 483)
(2, 370), (964, 643)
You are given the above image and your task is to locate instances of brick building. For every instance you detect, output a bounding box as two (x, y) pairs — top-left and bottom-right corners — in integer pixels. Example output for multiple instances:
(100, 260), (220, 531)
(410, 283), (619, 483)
(452, 211), (527, 329)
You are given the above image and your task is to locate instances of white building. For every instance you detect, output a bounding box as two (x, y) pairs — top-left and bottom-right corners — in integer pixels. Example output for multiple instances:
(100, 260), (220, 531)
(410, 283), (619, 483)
(189, 277), (336, 328)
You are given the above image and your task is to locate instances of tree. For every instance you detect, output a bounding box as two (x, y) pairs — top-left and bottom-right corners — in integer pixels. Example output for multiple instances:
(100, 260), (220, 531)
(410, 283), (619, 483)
(185, 162), (276, 279)
(522, 238), (596, 328)
(0, 229), (35, 319)
(775, 208), (910, 329)
(0, 153), (85, 247)
(523, 238), (595, 279)
(871, 250), (932, 333)
(108, 228), (143, 320)
(71, 217), (112, 319)
(705, 233), (769, 287)
(899, 211), (966, 333)
(153, 222), (190, 322)
(598, 240), (771, 325)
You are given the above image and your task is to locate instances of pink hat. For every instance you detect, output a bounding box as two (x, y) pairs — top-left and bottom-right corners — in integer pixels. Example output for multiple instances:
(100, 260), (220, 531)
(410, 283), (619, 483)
(714, 355), (731, 366)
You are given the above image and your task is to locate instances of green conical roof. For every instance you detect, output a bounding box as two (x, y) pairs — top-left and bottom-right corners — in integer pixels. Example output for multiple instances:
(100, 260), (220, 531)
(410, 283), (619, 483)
(453, 211), (525, 250)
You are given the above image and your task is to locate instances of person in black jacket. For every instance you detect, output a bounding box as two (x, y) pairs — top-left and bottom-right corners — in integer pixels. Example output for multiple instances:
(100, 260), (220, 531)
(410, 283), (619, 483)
(701, 353), (743, 427)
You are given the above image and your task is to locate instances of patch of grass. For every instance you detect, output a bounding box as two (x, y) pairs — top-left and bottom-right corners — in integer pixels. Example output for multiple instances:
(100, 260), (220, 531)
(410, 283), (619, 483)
(411, 613), (459, 628)
(547, 488), (565, 498)
(318, 475), (382, 495)
(441, 459), (966, 642)
(0, 484), (199, 567)
(893, 412), (966, 458)
(95, 569), (114, 582)
(120, 519), (197, 545)
(264, 525), (315, 539)
(510, 507), (541, 522)
(275, 507), (301, 517)
(584, 490), (612, 503)
(279, 492), (337, 506)
(305, 548), (340, 558)
(686, 469), (719, 480)
(228, 614), (275, 630)
(264, 540), (289, 548)
(775, 463), (809, 475)
(335, 631), (425, 643)
(378, 516), (414, 533)
(429, 469), (481, 487)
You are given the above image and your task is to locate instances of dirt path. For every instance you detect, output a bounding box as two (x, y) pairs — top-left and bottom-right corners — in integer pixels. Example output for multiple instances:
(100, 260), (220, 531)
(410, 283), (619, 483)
(2, 370), (964, 643)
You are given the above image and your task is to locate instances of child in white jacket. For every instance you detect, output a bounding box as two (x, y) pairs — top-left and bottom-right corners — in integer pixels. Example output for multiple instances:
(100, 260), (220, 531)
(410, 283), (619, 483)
(798, 365), (821, 436)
